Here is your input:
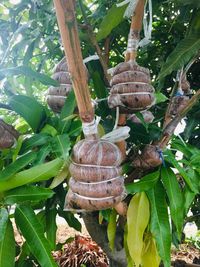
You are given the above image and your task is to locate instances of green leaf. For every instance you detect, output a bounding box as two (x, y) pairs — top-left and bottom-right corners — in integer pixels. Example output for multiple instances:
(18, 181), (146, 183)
(141, 233), (161, 267)
(158, 35), (200, 79)
(164, 150), (198, 193)
(9, 95), (47, 133)
(147, 182), (171, 267)
(49, 161), (70, 189)
(124, 224), (135, 267)
(0, 152), (37, 181)
(161, 167), (184, 239)
(60, 90), (76, 120)
(0, 208), (9, 242)
(15, 205), (57, 267)
(126, 171), (160, 194)
(0, 220), (15, 267)
(107, 209), (117, 251)
(127, 192), (150, 267)
(51, 134), (71, 160)
(46, 208), (57, 250)
(183, 185), (196, 216)
(0, 158), (63, 192)
(58, 210), (82, 232)
(155, 92), (168, 104)
(20, 134), (51, 154)
(0, 66), (59, 86)
(0, 219), (15, 267)
(97, 4), (127, 41)
(4, 185), (54, 205)
(174, 0), (200, 7)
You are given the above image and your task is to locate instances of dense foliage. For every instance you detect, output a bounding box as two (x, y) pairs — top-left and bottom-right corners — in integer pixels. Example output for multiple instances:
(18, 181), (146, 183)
(0, 0), (199, 266)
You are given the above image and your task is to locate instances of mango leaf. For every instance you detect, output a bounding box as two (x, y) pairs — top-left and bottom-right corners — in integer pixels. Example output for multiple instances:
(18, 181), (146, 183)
(158, 35), (200, 79)
(126, 170), (160, 194)
(97, 4), (127, 41)
(0, 208), (9, 242)
(58, 210), (82, 232)
(51, 134), (71, 160)
(0, 158), (63, 192)
(0, 219), (15, 267)
(49, 161), (70, 189)
(4, 185), (54, 205)
(0, 152), (37, 181)
(147, 182), (171, 267)
(60, 90), (76, 120)
(124, 224), (135, 267)
(20, 134), (51, 154)
(0, 66), (59, 86)
(107, 209), (117, 251)
(161, 167), (184, 239)
(155, 92), (168, 104)
(141, 233), (161, 267)
(9, 95), (47, 133)
(46, 208), (57, 250)
(183, 185), (196, 216)
(59, 91), (76, 134)
(15, 205), (57, 267)
(127, 192), (150, 267)
(174, 0), (200, 7)
(164, 150), (198, 193)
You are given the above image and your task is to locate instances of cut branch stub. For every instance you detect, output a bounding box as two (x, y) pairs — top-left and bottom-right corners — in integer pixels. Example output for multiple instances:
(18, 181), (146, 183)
(108, 60), (155, 113)
(46, 57), (72, 113)
(65, 139), (126, 211)
(132, 145), (162, 169)
(0, 119), (19, 149)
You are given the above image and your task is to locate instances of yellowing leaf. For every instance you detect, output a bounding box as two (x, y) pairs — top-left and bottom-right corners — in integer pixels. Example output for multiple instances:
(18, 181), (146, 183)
(142, 233), (161, 267)
(107, 209), (117, 251)
(127, 192), (150, 267)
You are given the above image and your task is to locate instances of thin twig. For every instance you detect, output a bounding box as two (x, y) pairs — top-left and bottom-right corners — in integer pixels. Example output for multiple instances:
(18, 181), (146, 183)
(78, 0), (111, 84)
(159, 89), (200, 149)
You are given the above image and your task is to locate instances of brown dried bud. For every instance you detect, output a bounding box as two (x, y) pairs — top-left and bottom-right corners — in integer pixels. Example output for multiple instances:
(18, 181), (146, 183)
(0, 120), (19, 149)
(132, 145), (162, 169)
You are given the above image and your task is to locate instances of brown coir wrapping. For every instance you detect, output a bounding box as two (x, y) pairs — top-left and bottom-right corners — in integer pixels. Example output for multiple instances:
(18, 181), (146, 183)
(132, 145), (162, 169)
(108, 60), (155, 113)
(65, 139), (126, 211)
(46, 57), (72, 113)
(0, 119), (19, 149)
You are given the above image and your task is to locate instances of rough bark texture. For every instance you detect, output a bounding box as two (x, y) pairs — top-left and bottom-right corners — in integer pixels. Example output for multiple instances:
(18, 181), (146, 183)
(82, 212), (127, 267)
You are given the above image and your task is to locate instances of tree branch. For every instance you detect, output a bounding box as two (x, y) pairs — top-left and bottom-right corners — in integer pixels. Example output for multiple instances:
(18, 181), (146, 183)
(78, 0), (111, 85)
(158, 89), (200, 149)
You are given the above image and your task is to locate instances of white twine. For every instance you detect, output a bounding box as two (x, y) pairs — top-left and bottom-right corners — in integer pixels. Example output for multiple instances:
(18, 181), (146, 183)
(82, 115), (130, 143)
(117, 0), (153, 48)
(117, 0), (139, 19)
(72, 176), (124, 185)
(72, 191), (125, 201)
(101, 126), (130, 143)
(139, 0), (152, 47)
(176, 68), (184, 95)
(82, 116), (101, 136)
(83, 55), (99, 64)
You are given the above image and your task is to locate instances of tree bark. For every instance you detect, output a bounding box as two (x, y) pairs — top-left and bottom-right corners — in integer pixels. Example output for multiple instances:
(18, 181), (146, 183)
(82, 212), (127, 267)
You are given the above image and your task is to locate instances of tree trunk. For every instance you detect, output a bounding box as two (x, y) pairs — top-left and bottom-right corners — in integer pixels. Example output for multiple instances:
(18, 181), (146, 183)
(82, 212), (127, 267)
